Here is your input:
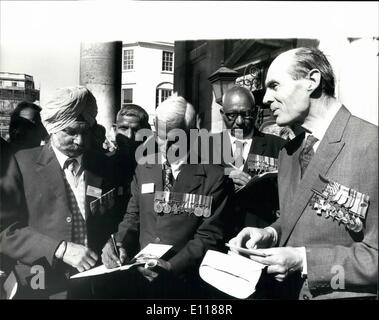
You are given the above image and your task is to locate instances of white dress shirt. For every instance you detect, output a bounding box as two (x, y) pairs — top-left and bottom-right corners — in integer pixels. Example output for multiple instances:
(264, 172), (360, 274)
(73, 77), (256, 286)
(161, 153), (187, 180)
(52, 145), (86, 220)
(228, 130), (253, 170)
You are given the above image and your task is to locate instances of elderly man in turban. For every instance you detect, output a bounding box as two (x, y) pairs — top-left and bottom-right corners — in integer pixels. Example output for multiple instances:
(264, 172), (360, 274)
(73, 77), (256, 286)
(0, 86), (119, 299)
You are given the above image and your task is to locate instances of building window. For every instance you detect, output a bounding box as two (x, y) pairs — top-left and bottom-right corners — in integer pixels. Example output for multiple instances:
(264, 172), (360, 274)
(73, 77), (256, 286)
(162, 51), (173, 72)
(123, 49), (134, 70)
(156, 88), (173, 107)
(123, 88), (133, 104)
(12, 82), (18, 87)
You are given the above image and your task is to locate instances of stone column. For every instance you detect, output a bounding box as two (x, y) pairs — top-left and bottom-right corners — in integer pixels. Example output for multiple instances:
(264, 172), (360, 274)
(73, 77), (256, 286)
(79, 42), (122, 139)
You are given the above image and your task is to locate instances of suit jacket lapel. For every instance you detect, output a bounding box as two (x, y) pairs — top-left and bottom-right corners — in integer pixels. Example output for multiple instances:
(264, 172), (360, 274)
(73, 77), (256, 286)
(280, 106), (350, 246)
(278, 133), (304, 217)
(220, 131), (233, 167)
(145, 153), (164, 192)
(36, 142), (71, 212)
(173, 164), (205, 194)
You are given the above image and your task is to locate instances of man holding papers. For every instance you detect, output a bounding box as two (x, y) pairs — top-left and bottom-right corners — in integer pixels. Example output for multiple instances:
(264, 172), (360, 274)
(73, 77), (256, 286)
(102, 94), (234, 298)
(209, 86), (285, 234)
(0, 87), (120, 299)
(229, 48), (377, 299)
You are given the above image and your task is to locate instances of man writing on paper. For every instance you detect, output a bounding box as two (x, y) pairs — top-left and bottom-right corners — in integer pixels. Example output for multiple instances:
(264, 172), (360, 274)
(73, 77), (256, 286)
(0, 86), (119, 299)
(101, 94), (234, 298)
(229, 48), (377, 299)
(210, 85), (285, 233)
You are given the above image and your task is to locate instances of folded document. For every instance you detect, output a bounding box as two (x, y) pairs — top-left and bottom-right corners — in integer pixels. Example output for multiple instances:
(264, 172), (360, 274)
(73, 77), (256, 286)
(199, 250), (265, 299)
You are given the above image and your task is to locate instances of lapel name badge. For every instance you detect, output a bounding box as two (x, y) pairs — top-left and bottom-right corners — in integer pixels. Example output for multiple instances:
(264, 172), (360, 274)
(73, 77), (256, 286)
(142, 183), (155, 194)
(86, 185), (102, 198)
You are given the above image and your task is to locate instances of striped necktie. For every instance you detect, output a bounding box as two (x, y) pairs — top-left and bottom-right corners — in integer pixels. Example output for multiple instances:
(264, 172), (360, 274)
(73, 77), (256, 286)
(234, 140), (246, 167)
(163, 162), (173, 192)
(299, 135), (318, 178)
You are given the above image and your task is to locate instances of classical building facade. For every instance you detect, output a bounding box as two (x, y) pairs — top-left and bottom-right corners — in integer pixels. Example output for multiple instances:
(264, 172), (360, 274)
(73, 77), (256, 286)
(0, 72), (40, 139)
(121, 41), (174, 128)
(174, 38), (378, 133)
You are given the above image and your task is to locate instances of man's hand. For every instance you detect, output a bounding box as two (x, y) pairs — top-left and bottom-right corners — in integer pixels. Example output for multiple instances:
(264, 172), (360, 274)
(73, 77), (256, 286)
(136, 259), (171, 283)
(101, 240), (127, 269)
(229, 169), (251, 188)
(62, 242), (98, 272)
(247, 247), (304, 282)
(229, 227), (275, 250)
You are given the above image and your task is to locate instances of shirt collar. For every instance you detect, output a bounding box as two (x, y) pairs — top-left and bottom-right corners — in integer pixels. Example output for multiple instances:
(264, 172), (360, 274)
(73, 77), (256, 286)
(161, 152), (187, 179)
(51, 143), (83, 169)
(228, 129), (253, 145)
(304, 103), (342, 142)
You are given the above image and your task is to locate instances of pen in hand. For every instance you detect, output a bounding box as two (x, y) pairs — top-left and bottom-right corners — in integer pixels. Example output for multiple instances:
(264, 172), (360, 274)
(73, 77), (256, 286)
(111, 234), (122, 267)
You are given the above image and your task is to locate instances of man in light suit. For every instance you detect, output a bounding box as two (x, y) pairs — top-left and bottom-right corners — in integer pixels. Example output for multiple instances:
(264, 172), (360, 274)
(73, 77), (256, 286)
(229, 47), (377, 299)
(101, 94), (234, 298)
(0, 86), (118, 299)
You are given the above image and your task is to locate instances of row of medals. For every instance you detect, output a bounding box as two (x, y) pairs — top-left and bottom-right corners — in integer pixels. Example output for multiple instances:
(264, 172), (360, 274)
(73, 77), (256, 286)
(90, 188), (115, 214)
(153, 191), (212, 218)
(310, 181), (369, 233)
(247, 155), (278, 175)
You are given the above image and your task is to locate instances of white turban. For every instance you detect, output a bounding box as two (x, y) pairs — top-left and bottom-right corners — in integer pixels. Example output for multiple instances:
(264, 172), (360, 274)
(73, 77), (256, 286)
(41, 86), (97, 134)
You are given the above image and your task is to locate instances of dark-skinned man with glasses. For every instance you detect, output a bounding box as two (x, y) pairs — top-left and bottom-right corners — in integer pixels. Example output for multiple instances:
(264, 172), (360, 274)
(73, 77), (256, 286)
(209, 85), (286, 240)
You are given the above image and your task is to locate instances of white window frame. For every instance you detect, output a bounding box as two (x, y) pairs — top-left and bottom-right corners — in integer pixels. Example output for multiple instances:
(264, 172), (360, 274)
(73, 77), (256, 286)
(123, 49), (134, 71)
(162, 51), (173, 72)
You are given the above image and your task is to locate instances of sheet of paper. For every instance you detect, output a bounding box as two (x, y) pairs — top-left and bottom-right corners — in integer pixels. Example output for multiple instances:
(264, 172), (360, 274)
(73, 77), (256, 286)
(3, 271), (18, 299)
(199, 250), (265, 299)
(70, 243), (172, 279)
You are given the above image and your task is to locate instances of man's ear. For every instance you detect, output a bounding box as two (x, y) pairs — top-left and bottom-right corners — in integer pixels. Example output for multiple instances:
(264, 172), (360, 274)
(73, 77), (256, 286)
(306, 69), (321, 93)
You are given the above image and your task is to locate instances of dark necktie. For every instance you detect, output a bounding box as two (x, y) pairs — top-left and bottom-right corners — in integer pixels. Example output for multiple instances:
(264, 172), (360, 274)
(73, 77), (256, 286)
(234, 140), (246, 167)
(163, 162), (173, 192)
(299, 135), (318, 178)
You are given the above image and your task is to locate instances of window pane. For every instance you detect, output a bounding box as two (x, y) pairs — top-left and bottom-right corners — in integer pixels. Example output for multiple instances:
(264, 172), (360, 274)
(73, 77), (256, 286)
(123, 88), (133, 103)
(123, 49), (134, 70)
(162, 51), (173, 72)
(161, 89), (172, 102)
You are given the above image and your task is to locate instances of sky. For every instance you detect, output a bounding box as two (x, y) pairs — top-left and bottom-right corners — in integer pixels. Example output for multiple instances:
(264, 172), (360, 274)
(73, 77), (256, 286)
(1, 1), (378, 105)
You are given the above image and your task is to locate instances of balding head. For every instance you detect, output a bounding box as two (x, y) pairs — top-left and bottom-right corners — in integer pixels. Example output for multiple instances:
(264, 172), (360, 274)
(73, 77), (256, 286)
(271, 47), (335, 97)
(222, 86), (256, 112)
(221, 85), (257, 137)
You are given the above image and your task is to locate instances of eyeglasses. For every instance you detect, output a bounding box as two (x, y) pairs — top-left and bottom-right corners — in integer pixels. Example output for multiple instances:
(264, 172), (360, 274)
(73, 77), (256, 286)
(221, 110), (256, 122)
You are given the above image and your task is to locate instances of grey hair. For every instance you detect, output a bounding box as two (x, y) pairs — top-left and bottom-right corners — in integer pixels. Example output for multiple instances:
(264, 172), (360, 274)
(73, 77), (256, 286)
(288, 47), (336, 97)
(155, 93), (196, 130)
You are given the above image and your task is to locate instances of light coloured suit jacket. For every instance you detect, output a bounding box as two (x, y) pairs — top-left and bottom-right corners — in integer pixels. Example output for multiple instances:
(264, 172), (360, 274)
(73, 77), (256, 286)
(271, 106), (378, 299)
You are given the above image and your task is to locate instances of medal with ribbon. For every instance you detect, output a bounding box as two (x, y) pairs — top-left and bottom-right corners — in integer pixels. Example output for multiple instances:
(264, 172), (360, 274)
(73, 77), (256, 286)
(310, 175), (369, 232)
(153, 191), (213, 218)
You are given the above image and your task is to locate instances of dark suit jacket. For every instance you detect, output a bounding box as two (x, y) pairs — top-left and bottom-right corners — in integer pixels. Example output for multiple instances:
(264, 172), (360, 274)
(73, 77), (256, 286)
(270, 106), (378, 299)
(208, 130), (286, 236)
(0, 142), (119, 298)
(116, 154), (234, 277)
(0, 139), (28, 276)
